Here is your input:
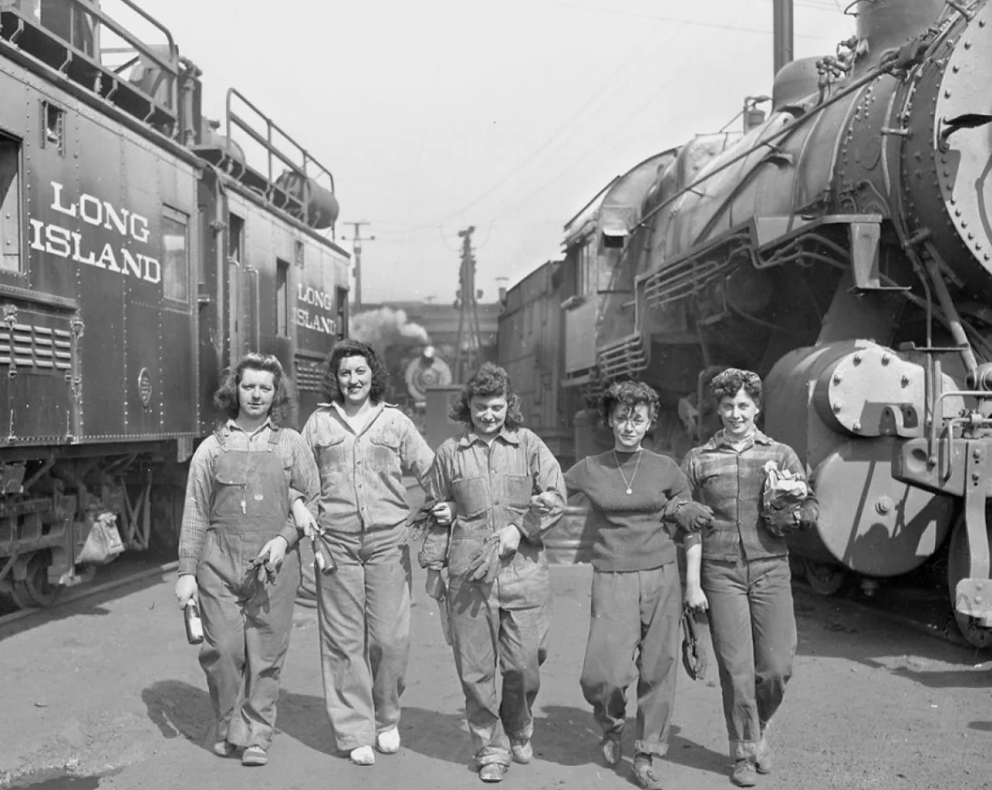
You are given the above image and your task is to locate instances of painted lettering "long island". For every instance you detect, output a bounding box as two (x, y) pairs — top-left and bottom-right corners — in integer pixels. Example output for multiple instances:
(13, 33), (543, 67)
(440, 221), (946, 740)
(30, 182), (161, 284)
(297, 284), (337, 335)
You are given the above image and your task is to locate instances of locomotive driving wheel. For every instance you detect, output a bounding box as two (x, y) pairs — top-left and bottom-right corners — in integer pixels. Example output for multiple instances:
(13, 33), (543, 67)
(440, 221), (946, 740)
(13, 553), (61, 608)
(947, 516), (992, 650)
(803, 558), (847, 596)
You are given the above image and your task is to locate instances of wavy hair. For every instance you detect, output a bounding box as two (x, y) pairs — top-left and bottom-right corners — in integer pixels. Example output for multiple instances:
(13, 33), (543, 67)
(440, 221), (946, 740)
(214, 352), (295, 424)
(709, 367), (763, 408)
(450, 362), (524, 429)
(321, 338), (388, 403)
(599, 380), (660, 425)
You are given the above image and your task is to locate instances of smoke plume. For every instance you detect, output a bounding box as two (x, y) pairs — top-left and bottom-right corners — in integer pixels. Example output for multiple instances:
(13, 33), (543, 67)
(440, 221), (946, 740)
(350, 307), (430, 352)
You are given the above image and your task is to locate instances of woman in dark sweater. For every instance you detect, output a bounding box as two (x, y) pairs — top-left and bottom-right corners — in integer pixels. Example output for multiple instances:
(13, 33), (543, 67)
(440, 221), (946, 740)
(562, 381), (712, 790)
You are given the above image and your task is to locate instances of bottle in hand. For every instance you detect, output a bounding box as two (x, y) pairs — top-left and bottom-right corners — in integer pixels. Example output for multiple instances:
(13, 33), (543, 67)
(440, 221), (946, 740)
(184, 598), (204, 645)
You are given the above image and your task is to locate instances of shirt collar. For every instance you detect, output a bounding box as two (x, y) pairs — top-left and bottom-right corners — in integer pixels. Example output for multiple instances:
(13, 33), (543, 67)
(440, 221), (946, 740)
(329, 400), (385, 430)
(225, 417), (275, 437)
(704, 428), (774, 450)
(458, 424), (521, 447)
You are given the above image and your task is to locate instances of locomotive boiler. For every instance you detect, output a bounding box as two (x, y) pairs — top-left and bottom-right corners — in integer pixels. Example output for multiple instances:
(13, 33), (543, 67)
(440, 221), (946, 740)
(574, 0), (992, 645)
(0, 0), (349, 608)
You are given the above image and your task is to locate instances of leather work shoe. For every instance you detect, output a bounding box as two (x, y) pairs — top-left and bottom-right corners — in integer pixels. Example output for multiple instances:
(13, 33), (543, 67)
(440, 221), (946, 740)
(600, 735), (622, 766)
(632, 754), (665, 790)
(510, 738), (533, 764)
(479, 763), (507, 782)
(731, 759), (758, 787)
(212, 740), (237, 758)
(241, 746), (268, 767)
(376, 727), (400, 754)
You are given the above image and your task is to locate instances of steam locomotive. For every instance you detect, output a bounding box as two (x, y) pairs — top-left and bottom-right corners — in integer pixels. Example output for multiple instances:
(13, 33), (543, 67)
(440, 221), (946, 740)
(501, 0), (992, 646)
(0, 0), (349, 609)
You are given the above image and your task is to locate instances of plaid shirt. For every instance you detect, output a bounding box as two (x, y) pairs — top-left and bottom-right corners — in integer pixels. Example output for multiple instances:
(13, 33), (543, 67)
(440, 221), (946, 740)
(177, 419), (319, 575)
(681, 429), (815, 561)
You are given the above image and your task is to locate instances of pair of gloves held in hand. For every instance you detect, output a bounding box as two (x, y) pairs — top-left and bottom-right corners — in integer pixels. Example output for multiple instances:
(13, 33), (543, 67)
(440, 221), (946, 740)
(673, 497), (819, 538)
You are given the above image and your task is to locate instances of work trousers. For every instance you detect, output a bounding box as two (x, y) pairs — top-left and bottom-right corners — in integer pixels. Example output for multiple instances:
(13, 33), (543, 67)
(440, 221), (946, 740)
(701, 551), (796, 760)
(197, 529), (301, 750)
(447, 543), (551, 769)
(579, 563), (680, 757)
(316, 525), (412, 752)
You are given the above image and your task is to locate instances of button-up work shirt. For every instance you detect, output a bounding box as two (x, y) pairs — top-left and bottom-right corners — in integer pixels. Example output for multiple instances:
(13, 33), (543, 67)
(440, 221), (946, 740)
(428, 425), (566, 577)
(301, 402), (434, 533)
(178, 419), (319, 575)
(681, 429), (815, 561)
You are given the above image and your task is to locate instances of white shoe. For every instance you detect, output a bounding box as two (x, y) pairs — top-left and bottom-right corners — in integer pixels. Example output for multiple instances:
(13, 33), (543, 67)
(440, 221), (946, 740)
(350, 745), (375, 765)
(376, 727), (400, 754)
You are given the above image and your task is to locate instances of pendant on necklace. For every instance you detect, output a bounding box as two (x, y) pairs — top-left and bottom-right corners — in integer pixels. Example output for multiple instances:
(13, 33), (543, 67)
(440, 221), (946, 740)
(626, 488), (632, 495)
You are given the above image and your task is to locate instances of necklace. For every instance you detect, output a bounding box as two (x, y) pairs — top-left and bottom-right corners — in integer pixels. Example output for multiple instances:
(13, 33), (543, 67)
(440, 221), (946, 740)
(613, 449), (642, 495)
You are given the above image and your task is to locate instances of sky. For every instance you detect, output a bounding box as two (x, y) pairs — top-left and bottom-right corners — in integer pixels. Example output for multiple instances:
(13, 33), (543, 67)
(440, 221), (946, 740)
(117, 0), (857, 305)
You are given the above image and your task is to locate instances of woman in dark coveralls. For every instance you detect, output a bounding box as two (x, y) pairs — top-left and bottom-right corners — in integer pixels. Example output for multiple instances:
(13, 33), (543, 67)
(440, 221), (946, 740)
(681, 368), (818, 787)
(175, 353), (318, 767)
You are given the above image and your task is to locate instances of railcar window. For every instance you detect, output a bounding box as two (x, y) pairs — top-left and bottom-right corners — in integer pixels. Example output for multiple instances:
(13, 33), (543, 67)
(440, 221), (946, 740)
(228, 214), (244, 264)
(294, 239), (304, 268)
(0, 138), (21, 273)
(40, 102), (65, 157)
(276, 258), (290, 335)
(161, 207), (188, 302)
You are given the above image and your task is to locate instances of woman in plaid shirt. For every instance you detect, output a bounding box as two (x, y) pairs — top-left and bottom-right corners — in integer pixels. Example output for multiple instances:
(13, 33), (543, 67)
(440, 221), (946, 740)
(681, 368), (818, 788)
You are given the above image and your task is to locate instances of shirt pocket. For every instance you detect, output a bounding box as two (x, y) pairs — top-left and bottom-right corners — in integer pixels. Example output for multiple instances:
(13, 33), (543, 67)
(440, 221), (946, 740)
(504, 473), (532, 515)
(453, 476), (488, 520)
(370, 427), (403, 471)
(315, 435), (348, 473)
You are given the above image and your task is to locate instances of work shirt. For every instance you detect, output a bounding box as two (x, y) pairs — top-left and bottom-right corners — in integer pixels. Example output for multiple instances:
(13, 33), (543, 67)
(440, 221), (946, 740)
(178, 419), (319, 575)
(301, 402), (434, 533)
(681, 428), (815, 561)
(428, 425), (566, 578)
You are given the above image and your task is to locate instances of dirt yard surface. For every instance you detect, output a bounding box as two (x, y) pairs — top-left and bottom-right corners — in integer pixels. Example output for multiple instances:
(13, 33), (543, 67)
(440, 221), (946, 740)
(1, 550), (991, 790)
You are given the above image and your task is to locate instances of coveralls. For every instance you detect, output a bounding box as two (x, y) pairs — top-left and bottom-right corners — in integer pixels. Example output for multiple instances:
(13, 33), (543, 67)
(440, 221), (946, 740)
(180, 423), (316, 751)
(300, 402), (434, 753)
(681, 428), (815, 762)
(428, 425), (565, 771)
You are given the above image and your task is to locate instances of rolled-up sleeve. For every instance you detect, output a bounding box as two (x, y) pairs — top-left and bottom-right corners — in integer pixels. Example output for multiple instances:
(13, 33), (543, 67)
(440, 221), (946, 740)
(280, 433), (321, 548)
(517, 433), (566, 541)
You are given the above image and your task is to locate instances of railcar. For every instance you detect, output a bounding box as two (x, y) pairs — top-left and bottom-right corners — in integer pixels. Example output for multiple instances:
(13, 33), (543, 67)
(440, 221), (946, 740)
(0, 0), (349, 609)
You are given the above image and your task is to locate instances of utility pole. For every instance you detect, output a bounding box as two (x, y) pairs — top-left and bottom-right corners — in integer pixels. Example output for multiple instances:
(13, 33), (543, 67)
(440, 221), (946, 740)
(453, 226), (483, 383)
(341, 221), (374, 309)
(773, 0), (794, 76)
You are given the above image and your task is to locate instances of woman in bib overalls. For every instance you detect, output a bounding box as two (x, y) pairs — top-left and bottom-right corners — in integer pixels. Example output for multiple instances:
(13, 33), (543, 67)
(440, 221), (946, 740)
(175, 353), (319, 767)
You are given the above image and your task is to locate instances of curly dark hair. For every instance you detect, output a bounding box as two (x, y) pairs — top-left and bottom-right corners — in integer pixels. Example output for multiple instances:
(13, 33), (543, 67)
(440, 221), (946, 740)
(321, 339), (388, 403)
(709, 367), (763, 408)
(214, 352), (295, 423)
(450, 362), (524, 429)
(600, 380), (660, 425)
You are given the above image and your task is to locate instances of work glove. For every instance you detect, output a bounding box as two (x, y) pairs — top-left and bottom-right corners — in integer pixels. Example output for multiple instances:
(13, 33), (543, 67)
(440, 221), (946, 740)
(680, 607), (708, 681)
(248, 553), (277, 585)
(464, 534), (502, 584)
(674, 501), (715, 533)
(762, 497), (818, 537)
(407, 503), (437, 546)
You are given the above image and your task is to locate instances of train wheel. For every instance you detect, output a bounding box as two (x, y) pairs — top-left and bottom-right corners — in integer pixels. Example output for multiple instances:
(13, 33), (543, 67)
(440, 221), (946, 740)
(946, 517), (992, 650)
(14, 553), (61, 608)
(803, 558), (847, 596)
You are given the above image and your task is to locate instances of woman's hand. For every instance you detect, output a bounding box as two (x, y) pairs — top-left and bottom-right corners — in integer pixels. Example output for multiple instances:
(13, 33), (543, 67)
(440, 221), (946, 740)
(175, 574), (198, 608)
(529, 491), (558, 515)
(292, 499), (319, 540)
(496, 524), (522, 557)
(684, 583), (708, 612)
(675, 501), (715, 533)
(431, 501), (455, 526)
(258, 535), (289, 570)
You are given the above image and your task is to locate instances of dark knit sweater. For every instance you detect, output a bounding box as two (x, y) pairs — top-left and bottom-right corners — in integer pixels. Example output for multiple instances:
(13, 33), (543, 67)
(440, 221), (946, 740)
(564, 449), (692, 572)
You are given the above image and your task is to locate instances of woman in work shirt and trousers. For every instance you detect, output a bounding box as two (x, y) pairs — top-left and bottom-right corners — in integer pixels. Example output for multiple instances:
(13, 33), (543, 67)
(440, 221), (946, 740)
(295, 339), (442, 766)
(174, 352), (319, 768)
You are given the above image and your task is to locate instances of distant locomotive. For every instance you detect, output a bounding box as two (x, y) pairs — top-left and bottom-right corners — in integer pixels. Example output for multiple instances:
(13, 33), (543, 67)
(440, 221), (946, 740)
(0, 0), (349, 608)
(503, 0), (992, 646)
